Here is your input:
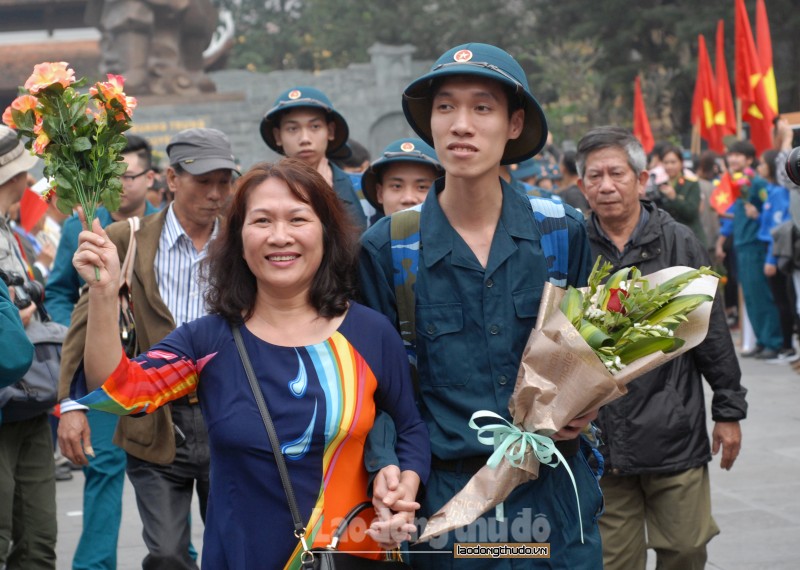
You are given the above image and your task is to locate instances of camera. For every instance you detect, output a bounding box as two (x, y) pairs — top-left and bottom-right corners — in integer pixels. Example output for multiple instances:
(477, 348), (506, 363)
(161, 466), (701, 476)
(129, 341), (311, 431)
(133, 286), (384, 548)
(0, 268), (49, 321)
(786, 146), (800, 186)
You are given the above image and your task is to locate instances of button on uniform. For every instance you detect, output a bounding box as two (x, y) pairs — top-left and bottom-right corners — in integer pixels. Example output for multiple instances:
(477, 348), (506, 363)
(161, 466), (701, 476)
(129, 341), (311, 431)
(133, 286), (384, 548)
(489, 324), (500, 335)
(498, 375), (508, 385)
(486, 278), (494, 288)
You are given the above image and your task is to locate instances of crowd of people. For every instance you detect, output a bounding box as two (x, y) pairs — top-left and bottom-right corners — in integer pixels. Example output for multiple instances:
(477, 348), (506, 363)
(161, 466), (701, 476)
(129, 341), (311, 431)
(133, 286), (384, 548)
(8, 38), (800, 569)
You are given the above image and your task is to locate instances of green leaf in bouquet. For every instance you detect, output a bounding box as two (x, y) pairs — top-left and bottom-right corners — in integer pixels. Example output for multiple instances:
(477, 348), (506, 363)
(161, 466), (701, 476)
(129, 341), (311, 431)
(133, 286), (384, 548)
(653, 267), (719, 298)
(110, 160), (128, 176)
(68, 96), (89, 124)
(108, 135), (127, 153)
(12, 109), (35, 132)
(559, 287), (584, 326)
(55, 173), (74, 191)
(101, 186), (121, 212)
(55, 195), (76, 216)
(579, 320), (614, 349)
(72, 137), (92, 152)
(617, 336), (685, 364)
(644, 294), (713, 326)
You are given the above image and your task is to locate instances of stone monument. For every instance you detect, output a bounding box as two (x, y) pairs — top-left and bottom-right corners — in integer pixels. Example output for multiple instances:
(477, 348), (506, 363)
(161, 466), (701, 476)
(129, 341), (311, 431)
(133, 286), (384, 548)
(85, 0), (218, 95)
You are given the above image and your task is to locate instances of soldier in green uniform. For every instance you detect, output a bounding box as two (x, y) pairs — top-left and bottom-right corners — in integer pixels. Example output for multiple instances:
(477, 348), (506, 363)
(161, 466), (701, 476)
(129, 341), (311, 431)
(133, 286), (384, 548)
(359, 43), (603, 569)
(656, 145), (707, 247)
(260, 87), (367, 230)
(361, 138), (443, 217)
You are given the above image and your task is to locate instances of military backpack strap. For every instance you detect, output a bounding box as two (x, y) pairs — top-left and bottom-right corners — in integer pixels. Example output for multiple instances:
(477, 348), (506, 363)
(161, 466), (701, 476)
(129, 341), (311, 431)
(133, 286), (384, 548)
(389, 197), (569, 368)
(528, 195), (569, 287)
(389, 204), (423, 370)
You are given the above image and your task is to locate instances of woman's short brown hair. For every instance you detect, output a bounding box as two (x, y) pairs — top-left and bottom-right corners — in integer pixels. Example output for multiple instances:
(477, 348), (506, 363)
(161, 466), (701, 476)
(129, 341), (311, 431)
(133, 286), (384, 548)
(204, 158), (360, 323)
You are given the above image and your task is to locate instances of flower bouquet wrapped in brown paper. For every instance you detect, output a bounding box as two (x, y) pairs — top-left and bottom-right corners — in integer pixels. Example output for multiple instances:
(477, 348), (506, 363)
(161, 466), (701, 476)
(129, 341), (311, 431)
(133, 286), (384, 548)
(418, 261), (719, 542)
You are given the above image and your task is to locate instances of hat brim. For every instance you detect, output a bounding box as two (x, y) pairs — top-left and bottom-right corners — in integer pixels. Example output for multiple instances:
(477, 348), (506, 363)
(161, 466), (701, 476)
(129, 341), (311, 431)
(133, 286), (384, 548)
(360, 168), (381, 212)
(179, 157), (238, 176)
(259, 104), (349, 157)
(361, 156), (443, 212)
(402, 67), (548, 165)
(0, 148), (39, 186)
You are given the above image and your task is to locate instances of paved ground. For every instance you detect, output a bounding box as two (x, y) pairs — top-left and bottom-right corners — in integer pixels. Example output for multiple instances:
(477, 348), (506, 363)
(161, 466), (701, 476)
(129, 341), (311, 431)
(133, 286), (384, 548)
(54, 349), (800, 569)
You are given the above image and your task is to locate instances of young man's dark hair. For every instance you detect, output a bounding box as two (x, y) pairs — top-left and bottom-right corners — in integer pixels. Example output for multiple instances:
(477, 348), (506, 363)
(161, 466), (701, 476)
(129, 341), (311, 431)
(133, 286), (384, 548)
(727, 140), (757, 160)
(561, 150), (579, 177)
(334, 140), (370, 171)
(123, 133), (152, 171)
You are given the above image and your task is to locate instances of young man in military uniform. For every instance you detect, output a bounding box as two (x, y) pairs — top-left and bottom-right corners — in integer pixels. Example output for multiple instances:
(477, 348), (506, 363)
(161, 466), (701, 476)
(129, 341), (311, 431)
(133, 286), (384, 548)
(361, 138), (443, 217)
(359, 43), (603, 569)
(259, 87), (367, 229)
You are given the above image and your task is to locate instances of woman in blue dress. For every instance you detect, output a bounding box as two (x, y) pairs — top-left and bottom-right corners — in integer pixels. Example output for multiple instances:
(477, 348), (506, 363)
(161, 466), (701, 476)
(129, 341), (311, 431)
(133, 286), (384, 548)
(71, 158), (430, 568)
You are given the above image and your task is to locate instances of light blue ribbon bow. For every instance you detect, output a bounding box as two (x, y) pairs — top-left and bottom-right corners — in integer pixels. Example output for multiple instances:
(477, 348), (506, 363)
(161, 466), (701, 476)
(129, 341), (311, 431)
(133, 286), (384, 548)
(469, 411), (584, 543)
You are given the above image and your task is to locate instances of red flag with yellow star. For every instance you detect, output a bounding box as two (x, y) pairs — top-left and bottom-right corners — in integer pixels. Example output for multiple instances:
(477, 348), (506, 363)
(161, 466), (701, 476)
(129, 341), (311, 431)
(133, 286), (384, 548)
(755, 0), (778, 116)
(691, 35), (723, 152)
(710, 172), (741, 215)
(735, 0), (775, 154)
(633, 76), (654, 153)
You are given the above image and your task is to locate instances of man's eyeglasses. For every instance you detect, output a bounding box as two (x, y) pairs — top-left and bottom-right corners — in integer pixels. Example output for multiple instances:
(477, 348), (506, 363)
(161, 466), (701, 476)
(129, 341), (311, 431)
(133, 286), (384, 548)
(121, 170), (150, 182)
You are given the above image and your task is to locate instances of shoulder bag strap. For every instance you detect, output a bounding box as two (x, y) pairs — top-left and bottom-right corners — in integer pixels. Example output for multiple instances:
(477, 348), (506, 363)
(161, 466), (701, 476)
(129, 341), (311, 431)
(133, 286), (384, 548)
(528, 196), (569, 287)
(230, 325), (312, 552)
(119, 216), (140, 289)
(390, 205), (423, 371)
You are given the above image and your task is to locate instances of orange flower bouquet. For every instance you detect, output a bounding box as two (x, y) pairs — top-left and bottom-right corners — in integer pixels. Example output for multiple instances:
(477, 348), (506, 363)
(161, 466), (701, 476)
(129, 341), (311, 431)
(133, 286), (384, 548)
(2, 62), (136, 228)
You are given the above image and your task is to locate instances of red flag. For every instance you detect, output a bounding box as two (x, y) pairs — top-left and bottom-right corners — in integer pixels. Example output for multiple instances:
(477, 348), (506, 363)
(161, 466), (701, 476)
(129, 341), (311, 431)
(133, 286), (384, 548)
(18, 187), (49, 233)
(755, 0), (779, 115)
(735, 0), (774, 153)
(715, 20), (737, 136)
(633, 76), (654, 154)
(710, 172), (741, 215)
(691, 35), (724, 153)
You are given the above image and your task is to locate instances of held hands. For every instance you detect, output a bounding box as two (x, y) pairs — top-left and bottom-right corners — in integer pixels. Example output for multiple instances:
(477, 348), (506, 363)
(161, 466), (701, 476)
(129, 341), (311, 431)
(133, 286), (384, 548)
(73, 215), (120, 291)
(368, 465), (421, 549)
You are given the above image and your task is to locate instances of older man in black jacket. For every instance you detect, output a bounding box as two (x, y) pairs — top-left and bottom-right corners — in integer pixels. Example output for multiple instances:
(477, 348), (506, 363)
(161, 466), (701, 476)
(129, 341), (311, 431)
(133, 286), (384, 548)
(576, 127), (747, 570)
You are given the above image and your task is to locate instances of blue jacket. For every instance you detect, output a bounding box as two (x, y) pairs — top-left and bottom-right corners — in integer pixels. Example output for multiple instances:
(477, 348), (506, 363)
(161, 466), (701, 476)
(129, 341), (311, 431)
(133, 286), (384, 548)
(331, 163), (367, 230)
(0, 280), (33, 386)
(758, 182), (790, 265)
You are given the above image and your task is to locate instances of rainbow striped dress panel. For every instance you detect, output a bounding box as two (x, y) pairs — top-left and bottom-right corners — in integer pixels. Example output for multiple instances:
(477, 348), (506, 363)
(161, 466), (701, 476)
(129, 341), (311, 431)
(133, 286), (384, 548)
(75, 302), (429, 569)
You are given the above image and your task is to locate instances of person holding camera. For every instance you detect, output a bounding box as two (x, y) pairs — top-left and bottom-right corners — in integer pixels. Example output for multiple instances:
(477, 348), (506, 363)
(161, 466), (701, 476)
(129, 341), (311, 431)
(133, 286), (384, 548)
(656, 145), (707, 247)
(0, 124), (57, 569)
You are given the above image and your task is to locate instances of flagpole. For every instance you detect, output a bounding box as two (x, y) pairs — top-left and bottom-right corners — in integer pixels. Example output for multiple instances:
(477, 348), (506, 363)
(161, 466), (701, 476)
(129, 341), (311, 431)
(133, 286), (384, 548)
(691, 122), (701, 156)
(736, 98), (743, 139)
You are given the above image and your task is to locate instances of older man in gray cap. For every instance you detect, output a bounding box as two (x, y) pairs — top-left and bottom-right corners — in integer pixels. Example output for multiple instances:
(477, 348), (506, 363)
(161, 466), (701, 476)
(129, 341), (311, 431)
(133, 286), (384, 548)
(59, 127), (237, 570)
(0, 125), (57, 569)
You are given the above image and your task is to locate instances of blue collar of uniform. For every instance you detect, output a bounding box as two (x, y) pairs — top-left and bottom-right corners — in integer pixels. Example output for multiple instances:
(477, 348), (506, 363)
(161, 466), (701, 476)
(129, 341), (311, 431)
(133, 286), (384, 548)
(420, 177), (537, 268)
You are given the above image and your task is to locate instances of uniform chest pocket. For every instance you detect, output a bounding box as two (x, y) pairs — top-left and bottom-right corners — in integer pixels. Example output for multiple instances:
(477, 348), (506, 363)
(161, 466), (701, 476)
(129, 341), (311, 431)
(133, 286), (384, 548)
(416, 303), (463, 340)
(512, 286), (544, 320)
(416, 303), (469, 387)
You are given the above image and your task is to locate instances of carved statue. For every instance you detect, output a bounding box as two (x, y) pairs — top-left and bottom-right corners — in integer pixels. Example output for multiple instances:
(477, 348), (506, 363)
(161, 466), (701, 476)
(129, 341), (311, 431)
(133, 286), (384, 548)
(85, 0), (219, 95)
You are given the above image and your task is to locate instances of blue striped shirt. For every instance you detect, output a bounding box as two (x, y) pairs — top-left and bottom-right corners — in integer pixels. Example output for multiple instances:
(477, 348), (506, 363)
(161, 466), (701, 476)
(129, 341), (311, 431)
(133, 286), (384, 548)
(155, 205), (219, 326)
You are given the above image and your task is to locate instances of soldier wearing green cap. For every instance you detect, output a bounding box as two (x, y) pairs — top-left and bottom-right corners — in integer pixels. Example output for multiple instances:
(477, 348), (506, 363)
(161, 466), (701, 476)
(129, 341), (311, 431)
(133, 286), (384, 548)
(359, 43), (603, 568)
(361, 138), (443, 216)
(260, 86), (367, 229)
